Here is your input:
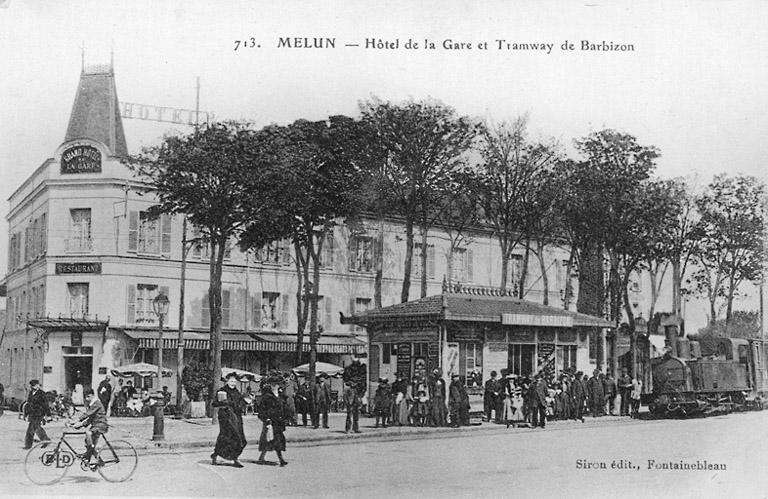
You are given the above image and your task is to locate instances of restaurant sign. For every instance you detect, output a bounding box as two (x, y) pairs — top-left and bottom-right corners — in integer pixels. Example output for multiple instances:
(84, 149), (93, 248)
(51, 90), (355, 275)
(501, 313), (573, 328)
(55, 262), (102, 274)
(61, 145), (102, 174)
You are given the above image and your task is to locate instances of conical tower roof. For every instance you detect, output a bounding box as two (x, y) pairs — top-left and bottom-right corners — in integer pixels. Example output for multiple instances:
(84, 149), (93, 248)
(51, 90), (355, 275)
(64, 63), (128, 157)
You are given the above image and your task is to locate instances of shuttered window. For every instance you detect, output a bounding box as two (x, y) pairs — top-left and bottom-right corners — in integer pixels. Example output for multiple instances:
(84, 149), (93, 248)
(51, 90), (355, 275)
(450, 247), (473, 283)
(128, 210), (171, 256)
(413, 243), (436, 279)
(127, 284), (169, 325)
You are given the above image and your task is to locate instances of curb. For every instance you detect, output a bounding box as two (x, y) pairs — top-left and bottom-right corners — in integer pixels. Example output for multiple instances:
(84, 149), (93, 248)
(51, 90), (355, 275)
(130, 416), (643, 454)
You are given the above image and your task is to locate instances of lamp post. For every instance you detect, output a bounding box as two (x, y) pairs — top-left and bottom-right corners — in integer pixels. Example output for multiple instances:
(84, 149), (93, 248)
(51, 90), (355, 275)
(152, 292), (170, 441)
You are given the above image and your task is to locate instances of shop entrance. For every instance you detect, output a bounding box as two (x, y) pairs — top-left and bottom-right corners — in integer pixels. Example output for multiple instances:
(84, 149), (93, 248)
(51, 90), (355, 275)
(508, 344), (535, 377)
(64, 355), (92, 403)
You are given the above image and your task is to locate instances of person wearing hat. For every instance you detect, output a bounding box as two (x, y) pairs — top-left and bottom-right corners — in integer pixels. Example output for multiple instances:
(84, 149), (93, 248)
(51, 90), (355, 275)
(313, 373), (331, 429)
(618, 367), (633, 416)
(587, 369), (604, 417)
(24, 379), (51, 449)
(448, 373), (465, 427)
(530, 374), (548, 429)
(257, 375), (288, 467)
(211, 371), (247, 467)
(296, 377), (314, 426)
(428, 369), (447, 427)
(483, 371), (501, 424)
(391, 372), (410, 426)
(343, 380), (362, 433)
(373, 378), (392, 428)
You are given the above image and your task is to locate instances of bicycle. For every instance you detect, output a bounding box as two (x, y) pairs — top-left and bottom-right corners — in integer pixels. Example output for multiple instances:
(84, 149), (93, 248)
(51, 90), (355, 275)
(24, 423), (138, 485)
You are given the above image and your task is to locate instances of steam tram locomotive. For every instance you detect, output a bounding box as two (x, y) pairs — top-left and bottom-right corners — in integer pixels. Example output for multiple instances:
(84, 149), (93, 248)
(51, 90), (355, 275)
(640, 327), (768, 417)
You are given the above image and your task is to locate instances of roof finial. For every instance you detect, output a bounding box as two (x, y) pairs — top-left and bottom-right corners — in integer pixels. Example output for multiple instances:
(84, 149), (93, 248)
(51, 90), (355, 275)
(110, 40), (114, 73)
(81, 41), (85, 73)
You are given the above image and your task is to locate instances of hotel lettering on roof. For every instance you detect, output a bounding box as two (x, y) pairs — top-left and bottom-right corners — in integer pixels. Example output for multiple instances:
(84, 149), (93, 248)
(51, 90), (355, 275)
(1, 62), (618, 404)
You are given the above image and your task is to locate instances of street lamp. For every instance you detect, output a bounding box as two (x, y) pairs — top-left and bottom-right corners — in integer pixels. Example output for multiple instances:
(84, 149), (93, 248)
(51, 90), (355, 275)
(151, 292), (170, 441)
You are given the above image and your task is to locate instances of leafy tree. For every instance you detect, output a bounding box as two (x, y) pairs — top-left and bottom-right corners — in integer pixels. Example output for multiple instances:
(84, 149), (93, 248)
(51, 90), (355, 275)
(691, 174), (765, 325)
(360, 98), (477, 302)
(240, 117), (364, 381)
(130, 122), (290, 419)
(478, 116), (556, 295)
(181, 359), (213, 402)
(697, 310), (761, 339)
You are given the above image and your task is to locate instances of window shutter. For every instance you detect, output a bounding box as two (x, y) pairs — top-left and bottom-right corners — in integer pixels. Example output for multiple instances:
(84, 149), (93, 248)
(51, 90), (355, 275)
(161, 214), (172, 255)
(222, 289), (231, 328)
(324, 297), (333, 332)
(348, 236), (358, 271)
(467, 249), (474, 282)
(40, 214), (47, 253)
(126, 285), (136, 324)
(128, 211), (139, 252)
(427, 245), (436, 279)
(280, 294), (290, 330)
(323, 233), (335, 268)
(252, 292), (262, 330)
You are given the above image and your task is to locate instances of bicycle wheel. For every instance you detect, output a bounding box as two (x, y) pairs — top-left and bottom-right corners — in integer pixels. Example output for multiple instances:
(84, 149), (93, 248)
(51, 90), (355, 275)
(96, 439), (137, 483)
(24, 441), (70, 485)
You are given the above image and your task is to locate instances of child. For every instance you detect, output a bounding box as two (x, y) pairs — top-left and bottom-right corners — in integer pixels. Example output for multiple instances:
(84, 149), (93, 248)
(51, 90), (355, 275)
(508, 380), (525, 428)
(414, 389), (429, 426)
(373, 379), (392, 428)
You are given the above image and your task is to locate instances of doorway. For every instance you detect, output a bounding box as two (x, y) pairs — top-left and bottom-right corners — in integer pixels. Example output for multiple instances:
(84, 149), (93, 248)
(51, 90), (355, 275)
(508, 344), (535, 377)
(64, 356), (92, 394)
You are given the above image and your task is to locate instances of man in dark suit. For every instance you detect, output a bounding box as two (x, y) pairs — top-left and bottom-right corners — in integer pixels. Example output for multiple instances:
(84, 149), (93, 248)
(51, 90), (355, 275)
(569, 372), (586, 422)
(343, 381), (362, 434)
(97, 376), (113, 412)
(24, 379), (51, 449)
(530, 374), (548, 429)
(483, 371), (500, 423)
(618, 368), (633, 416)
(313, 374), (331, 429)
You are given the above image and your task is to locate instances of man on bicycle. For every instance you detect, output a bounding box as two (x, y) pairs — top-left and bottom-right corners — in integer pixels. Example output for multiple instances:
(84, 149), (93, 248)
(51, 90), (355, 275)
(72, 387), (108, 464)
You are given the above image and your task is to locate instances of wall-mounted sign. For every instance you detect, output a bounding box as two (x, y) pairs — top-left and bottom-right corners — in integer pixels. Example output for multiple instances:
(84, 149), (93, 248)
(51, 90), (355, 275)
(43, 366), (53, 374)
(71, 331), (82, 347)
(56, 262), (102, 274)
(61, 145), (102, 174)
(502, 313), (573, 328)
(396, 342), (411, 378)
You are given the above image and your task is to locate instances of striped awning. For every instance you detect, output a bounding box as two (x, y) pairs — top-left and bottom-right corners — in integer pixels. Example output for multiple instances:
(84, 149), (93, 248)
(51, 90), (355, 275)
(122, 329), (367, 354)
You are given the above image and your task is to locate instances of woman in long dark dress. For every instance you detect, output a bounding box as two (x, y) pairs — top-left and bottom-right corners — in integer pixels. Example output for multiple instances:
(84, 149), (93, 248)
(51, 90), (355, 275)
(211, 372), (247, 467)
(257, 380), (288, 467)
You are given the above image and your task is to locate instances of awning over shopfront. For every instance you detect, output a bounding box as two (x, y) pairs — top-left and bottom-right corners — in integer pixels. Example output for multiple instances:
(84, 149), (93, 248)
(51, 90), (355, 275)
(120, 328), (367, 354)
(252, 332), (367, 354)
(27, 316), (110, 331)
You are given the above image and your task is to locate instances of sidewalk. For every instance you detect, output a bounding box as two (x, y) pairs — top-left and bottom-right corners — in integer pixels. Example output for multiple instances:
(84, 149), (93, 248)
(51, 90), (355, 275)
(0, 410), (641, 463)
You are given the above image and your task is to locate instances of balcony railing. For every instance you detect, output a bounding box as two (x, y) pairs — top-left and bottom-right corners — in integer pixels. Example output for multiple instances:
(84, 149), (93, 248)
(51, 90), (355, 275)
(65, 238), (93, 252)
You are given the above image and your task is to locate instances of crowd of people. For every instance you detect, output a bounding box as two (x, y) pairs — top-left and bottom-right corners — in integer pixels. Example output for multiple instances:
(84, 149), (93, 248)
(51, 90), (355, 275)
(482, 367), (643, 427)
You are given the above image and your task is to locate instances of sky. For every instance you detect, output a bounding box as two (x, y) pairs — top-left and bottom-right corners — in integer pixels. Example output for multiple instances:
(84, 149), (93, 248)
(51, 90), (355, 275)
(0, 1), (766, 321)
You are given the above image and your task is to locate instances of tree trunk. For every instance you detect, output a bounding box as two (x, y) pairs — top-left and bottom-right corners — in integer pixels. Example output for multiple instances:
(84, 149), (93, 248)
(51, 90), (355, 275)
(374, 214), (385, 308)
(420, 224), (428, 298)
(294, 238), (310, 365)
(536, 239), (549, 305)
(401, 216), (415, 303)
(671, 258), (682, 316)
(308, 228), (322, 389)
(563, 244), (576, 310)
(622, 275), (637, 378)
(208, 234), (226, 424)
(577, 241), (605, 317)
(499, 238), (509, 292)
(519, 237), (530, 299)
(446, 246), (454, 285)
